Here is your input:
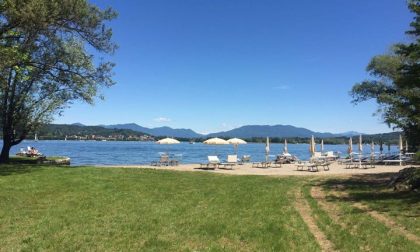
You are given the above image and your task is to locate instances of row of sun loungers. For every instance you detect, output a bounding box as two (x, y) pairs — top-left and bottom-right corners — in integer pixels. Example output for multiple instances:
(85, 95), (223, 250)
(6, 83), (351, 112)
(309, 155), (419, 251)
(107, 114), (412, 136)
(199, 155), (238, 170)
(296, 160), (332, 172)
(337, 153), (414, 168)
(152, 152), (414, 170)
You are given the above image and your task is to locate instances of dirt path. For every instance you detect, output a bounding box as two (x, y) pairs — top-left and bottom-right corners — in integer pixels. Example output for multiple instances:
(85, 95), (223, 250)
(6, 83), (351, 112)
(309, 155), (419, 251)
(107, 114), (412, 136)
(294, 190), (337, 252)
(310, 187), (344, 228)
(330, 189), (420, 245)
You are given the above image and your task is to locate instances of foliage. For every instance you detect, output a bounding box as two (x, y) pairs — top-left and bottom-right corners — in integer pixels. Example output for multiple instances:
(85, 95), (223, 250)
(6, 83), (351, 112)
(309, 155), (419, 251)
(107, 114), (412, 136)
(350, 0), (420, 151)
(0, 0), (117, 162)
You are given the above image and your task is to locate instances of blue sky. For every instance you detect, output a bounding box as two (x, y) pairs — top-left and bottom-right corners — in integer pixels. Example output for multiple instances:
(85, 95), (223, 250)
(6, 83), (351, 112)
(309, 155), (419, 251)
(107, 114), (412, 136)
(54, 0), (413, 134)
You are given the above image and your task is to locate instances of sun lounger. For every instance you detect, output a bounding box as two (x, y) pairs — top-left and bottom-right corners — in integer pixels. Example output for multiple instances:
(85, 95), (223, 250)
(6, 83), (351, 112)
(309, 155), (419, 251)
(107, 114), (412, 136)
(253, 162), (267, 168)
(151, 154), (170, 166)
(314, 161), (331, 171)
(240, 155), (251, 164)
(325, 151), (338, 161)
(220, 155), (237, 170)
(296, 161), (318, 172)
(382, 159), (406, 165)
(199, 156), (220, 169)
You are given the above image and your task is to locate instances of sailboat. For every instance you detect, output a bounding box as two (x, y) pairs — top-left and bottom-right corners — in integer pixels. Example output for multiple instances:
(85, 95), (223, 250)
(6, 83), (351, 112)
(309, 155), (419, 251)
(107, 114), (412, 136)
(34, 133), (38, 142)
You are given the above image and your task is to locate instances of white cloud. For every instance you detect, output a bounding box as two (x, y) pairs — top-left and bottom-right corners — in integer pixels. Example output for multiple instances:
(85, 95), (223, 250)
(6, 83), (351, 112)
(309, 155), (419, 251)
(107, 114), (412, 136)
(154, 117), (171, 123)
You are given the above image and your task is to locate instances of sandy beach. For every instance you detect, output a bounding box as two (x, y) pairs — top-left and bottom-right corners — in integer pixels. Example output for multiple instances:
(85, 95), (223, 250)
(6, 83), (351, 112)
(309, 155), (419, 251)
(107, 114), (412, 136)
(101, 162), (416, 176)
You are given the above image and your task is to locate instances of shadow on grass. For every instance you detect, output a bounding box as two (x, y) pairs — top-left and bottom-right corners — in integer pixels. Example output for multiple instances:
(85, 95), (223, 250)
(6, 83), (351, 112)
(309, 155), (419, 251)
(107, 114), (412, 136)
(0, 164), (38, 176)
(316, 172), (420, 215)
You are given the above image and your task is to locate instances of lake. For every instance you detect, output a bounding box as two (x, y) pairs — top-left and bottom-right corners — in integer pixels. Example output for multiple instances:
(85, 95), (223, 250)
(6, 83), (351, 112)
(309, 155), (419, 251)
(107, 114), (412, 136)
(5, 140), (401, 166)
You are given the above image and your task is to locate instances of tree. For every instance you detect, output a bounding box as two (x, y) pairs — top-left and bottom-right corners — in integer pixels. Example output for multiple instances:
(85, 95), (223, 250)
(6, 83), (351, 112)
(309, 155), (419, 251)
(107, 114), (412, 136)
(350, 0), (420, 151)
(0, 0), (117, 162)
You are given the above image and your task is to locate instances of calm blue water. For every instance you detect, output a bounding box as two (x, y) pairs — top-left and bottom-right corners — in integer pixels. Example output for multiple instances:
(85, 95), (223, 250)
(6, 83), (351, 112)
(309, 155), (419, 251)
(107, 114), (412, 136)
(6, 140), (401, 166)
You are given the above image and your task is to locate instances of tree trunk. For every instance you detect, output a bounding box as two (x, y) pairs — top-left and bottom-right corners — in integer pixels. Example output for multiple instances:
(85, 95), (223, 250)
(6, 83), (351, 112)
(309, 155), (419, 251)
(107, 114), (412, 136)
(0, 137), (12, 163)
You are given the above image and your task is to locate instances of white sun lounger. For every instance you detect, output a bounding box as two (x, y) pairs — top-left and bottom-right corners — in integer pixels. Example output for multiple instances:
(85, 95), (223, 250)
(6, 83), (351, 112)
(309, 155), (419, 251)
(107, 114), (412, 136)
(200, 156), (220, 169)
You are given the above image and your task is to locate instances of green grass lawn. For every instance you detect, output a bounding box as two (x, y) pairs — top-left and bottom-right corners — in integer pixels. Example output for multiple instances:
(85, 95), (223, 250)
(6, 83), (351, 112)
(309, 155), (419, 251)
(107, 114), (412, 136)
(0, 165), (419, 251)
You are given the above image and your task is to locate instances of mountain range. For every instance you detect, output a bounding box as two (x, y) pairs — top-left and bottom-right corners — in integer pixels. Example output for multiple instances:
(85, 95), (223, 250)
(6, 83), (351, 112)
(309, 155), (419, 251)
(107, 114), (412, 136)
(99, 123), (365, 138)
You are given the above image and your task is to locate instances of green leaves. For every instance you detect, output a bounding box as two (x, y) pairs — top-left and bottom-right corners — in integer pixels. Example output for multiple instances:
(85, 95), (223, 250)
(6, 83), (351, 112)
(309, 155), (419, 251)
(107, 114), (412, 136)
(0, 0), (117, 161)
(350, 0), (420, 151)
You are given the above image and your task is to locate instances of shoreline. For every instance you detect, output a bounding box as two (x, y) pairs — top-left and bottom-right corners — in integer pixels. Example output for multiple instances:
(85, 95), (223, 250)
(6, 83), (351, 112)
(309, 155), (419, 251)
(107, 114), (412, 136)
(95, 162), (417, 176)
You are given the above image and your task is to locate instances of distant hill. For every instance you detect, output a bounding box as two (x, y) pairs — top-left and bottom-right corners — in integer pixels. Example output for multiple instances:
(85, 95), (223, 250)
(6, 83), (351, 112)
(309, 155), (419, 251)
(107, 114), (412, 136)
(208, 125), (343, 138)
(103, 123), (368, 139)
(32, 124), (152, 140)
(104, 123), (203, 138)
(33, 123), (398, 143)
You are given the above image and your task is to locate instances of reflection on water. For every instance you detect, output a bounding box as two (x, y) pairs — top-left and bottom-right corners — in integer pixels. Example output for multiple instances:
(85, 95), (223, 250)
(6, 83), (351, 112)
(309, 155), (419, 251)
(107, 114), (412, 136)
(5, 140), (401, 166)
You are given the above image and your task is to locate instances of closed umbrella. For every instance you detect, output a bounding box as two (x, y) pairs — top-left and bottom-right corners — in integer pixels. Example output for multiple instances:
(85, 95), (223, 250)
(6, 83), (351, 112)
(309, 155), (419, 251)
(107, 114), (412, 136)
(358, 135), (363, 168)
(283, 139), (288, 154)
(405, 140), (409, 153)
(399, 135), (403, 166)
(348, 137), (353, 159)
(227, 138), (247, 155)
(379, 139), (383, 155)
(309, 135), (316, 158)
(265, 137), (270, 162)
(370, 141), (375, 160)
(399, 135), (403, 153)
(321, 139), (324, 154)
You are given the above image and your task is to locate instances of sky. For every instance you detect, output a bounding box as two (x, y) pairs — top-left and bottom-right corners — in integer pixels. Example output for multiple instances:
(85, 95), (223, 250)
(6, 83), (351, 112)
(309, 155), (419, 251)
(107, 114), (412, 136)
(54, 0), (414, 134)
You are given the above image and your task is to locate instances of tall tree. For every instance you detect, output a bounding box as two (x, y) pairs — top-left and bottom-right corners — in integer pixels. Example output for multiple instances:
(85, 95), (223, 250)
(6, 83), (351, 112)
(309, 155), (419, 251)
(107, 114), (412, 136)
(0, 0), (117, 162)
(350, 0), (420, 151)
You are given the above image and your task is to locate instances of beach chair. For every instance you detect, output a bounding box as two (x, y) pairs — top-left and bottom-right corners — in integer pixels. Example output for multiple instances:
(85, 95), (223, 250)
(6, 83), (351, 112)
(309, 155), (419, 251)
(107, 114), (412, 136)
(151, 154), (170, 166)
(314, 160), (331, 171)
(252, 161), (271, 168)
(200, 156), (220, 169)
(296, 161), (318, 172)
(220, 155), (237, 170)
(240, 155), (251, 164)
(361, 157), (376, 169)
(325, 151), (337, 161)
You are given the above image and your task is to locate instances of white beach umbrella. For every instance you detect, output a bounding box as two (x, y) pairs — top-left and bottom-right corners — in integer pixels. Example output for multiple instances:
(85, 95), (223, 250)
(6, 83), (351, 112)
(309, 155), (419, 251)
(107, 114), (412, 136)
(283, 139), (288, 154)
(156, 137), (180, 144)
(265, 137), (270, 162)
(203, 137), (229, 145)
(203, 137), (229, 157)
(227, 138), (247, 154)
(321, 139), (324, 154)
(309, 135), (316, 157)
